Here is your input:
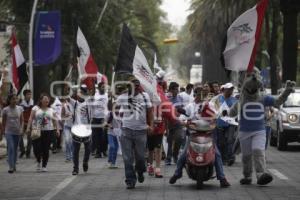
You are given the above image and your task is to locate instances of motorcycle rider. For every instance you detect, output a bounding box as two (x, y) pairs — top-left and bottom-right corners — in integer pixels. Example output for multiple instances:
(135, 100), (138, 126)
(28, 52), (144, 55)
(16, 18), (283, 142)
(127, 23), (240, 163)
(169, 86), (231, 188)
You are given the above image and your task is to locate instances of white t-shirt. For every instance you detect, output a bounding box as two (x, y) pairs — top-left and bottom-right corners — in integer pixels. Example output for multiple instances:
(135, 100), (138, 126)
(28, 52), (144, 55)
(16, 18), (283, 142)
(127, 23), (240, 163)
(51, 98), (63, 129)
(70, 99), (90, 125)
(35, 107), (55, 131)
(89, 93), (108, 119)
(184, 102), (203, 120)
(116, 92), (152, 130)
(62, 101), (74, 128)
(179, 92), (194, 106)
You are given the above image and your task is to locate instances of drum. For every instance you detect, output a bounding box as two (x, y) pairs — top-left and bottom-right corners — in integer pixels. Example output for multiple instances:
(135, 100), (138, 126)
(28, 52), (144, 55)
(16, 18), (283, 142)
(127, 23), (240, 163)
(71, 124), (92, 143)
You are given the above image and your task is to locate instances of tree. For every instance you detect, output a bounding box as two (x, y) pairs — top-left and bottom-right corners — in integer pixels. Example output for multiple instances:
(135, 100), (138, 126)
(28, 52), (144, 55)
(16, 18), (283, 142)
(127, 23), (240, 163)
(1, 0), (172, 98)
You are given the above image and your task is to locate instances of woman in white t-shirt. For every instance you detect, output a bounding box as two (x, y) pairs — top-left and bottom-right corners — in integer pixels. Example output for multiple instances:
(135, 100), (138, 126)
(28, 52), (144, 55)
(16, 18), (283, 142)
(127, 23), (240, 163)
(26, 93), (59, 172)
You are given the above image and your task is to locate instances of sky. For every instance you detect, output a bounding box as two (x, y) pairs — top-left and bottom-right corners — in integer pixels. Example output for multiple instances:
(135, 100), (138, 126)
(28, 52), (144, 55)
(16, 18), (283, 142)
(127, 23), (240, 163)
(160, 0), (191, 29)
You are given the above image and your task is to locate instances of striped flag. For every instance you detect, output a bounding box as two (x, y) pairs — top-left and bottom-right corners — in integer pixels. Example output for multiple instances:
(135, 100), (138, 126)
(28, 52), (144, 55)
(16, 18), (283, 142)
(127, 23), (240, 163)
(76, 27), (98, 89)
(11, 32), (28, 93)
(115, 24), (161, 104)
(222, 0), (269, 72)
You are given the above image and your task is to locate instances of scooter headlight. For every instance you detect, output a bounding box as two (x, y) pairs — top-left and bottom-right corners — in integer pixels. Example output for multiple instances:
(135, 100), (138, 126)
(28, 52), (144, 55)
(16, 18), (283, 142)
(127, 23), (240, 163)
(190, 141), (213, 153)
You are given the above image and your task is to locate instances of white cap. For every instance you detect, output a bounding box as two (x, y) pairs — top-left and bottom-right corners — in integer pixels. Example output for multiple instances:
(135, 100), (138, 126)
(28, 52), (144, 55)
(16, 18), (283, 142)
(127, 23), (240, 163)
(222, 82), (234, 89)
(156, 70), (166, 79)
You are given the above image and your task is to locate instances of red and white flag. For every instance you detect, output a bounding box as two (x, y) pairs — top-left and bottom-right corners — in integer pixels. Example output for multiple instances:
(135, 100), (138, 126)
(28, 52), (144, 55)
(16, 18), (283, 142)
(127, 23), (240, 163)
(11, 32), (28, 93)
(76, 27), (98, 89)
(223, 0), (269, 72)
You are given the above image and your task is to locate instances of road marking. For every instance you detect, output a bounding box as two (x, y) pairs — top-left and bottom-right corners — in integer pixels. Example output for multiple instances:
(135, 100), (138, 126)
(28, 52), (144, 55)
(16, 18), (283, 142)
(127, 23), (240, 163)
(269, 169), (289, 180)
(40, 176), (76, 200)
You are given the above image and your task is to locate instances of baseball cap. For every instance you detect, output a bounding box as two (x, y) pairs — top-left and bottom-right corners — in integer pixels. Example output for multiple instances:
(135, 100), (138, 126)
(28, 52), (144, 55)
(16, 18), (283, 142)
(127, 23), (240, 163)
(222, 83), (234, 89)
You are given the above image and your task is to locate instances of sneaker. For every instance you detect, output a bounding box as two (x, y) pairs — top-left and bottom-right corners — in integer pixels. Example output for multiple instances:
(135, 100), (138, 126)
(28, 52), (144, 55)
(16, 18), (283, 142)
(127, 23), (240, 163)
(36, 163), (41, 171)
(65, 159), (71, 163)
(169, 174), (182, 184)
(94, 154), (102, 158)
(227, 159), (235, 166)
(19, 151), (25, 159)
(257, 173), (273, 185)
(137, 172), (145, 183)
(165, 159), (171, 166)
(8, 169), (14, 174)
(83, 163), (88, 172)
(72, 169), (78, 175)
(155, 168), (163, 178)
(220, 178), (231, 188)
(108, 163), (118, 169)
(148, 165), (154, 176)
(240, 177), (252, 185)
(126, 182), (135, 189)
(42, 167), (48, 172)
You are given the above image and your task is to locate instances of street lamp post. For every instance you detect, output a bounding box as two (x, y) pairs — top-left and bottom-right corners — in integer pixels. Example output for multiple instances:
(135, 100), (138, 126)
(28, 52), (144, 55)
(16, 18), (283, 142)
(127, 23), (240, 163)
(28, 0), (38, 97)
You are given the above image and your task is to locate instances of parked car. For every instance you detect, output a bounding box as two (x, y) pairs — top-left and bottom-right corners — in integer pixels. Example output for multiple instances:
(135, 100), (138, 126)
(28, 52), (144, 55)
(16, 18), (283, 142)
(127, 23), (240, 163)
(270, 90), (300, 150)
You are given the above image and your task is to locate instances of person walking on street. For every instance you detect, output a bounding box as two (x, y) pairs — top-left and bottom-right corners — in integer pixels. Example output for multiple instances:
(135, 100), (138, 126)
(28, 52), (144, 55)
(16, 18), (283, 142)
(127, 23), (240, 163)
(90, 82), (108, 158)
(26, 93), (60, 172)
(116, 77), (154, 189)
(210, 83), (237, 166)
(70, 87), (92, 175)
(61, 97), (74, 162)
(106, 103), (121, 169)
(166, 82), (185, 165)
(18, 90), (33, 158)
(1, 94), (24, 173)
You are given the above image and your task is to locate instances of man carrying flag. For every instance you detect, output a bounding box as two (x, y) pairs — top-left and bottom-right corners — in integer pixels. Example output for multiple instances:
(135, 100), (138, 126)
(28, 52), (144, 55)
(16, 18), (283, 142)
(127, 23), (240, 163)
(115, 24), (158, 189)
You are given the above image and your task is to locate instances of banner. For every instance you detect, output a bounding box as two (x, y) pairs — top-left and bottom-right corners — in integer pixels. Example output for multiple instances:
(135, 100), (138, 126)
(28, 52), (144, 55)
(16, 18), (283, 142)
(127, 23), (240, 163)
(34, 11), (61, 65)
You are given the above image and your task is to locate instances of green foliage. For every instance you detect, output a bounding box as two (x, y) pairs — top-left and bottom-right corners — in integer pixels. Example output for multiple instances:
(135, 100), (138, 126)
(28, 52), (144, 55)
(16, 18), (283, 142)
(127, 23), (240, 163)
(1, 0), (172, 83)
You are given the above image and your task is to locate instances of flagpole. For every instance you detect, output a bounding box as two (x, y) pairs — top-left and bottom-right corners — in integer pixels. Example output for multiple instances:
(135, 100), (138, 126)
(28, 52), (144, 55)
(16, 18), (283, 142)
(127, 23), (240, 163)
(29, 0), (39, 98)
(95, 0), (109, 29)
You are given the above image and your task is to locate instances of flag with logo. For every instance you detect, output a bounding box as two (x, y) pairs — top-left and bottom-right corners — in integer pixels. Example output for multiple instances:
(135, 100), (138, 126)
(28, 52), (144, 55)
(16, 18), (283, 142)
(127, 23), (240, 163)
(34, 11), (61, 65)
(11, 32), (28, 93)
(115, 24), (160, 104)
(76, 27), (98, 89)
(222, 0), (269, 72)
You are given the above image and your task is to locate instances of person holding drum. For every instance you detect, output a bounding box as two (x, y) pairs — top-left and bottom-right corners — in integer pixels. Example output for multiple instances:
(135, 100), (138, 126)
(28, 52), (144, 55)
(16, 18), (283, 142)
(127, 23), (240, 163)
(69, 87), (92, 176)
(116, 76), (154, 189)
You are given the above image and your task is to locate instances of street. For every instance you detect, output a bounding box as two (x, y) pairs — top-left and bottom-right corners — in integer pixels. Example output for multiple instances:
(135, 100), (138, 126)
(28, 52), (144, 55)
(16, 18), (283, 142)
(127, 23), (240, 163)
(1, 144), (300, 200)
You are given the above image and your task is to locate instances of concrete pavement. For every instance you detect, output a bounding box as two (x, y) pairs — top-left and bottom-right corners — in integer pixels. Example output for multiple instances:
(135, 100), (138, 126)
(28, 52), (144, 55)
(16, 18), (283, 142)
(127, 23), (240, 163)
(0, 144), (300, 200)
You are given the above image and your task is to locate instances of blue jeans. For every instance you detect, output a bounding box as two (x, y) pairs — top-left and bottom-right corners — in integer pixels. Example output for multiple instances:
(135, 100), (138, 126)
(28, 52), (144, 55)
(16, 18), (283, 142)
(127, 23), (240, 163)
(64, 126), (73, 160)
(265, 126), (271, 150)
(120, 128), (147, 184)
(174, 130), (226, 180)
(5, 134), (20, 169)
(108, 134), (119, 165)
(216, 126), (236, 162)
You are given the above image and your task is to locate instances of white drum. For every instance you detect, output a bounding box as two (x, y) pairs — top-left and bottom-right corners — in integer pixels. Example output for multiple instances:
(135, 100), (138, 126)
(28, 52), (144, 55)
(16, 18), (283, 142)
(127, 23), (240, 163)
(71, 124), (92, 143)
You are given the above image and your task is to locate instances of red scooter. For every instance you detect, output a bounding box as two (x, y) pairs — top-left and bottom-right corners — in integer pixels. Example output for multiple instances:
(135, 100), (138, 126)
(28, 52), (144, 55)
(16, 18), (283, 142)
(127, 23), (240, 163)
(185, 120), (216, 189)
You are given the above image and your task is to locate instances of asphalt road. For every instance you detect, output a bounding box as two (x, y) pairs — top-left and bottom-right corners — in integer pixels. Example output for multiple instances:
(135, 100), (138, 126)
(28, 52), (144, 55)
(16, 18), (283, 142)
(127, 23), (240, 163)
(0, 144), (300, 200)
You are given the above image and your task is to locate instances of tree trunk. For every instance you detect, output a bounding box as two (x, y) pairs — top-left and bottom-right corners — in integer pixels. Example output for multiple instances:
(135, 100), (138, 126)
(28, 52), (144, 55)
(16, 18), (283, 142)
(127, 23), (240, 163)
(281, 2), (298, 82)
(269, 2), (280, 95)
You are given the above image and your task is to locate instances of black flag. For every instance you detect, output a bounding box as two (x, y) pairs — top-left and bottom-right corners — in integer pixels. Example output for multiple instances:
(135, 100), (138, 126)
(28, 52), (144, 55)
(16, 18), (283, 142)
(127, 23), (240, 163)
(115, 24), (137, 74)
